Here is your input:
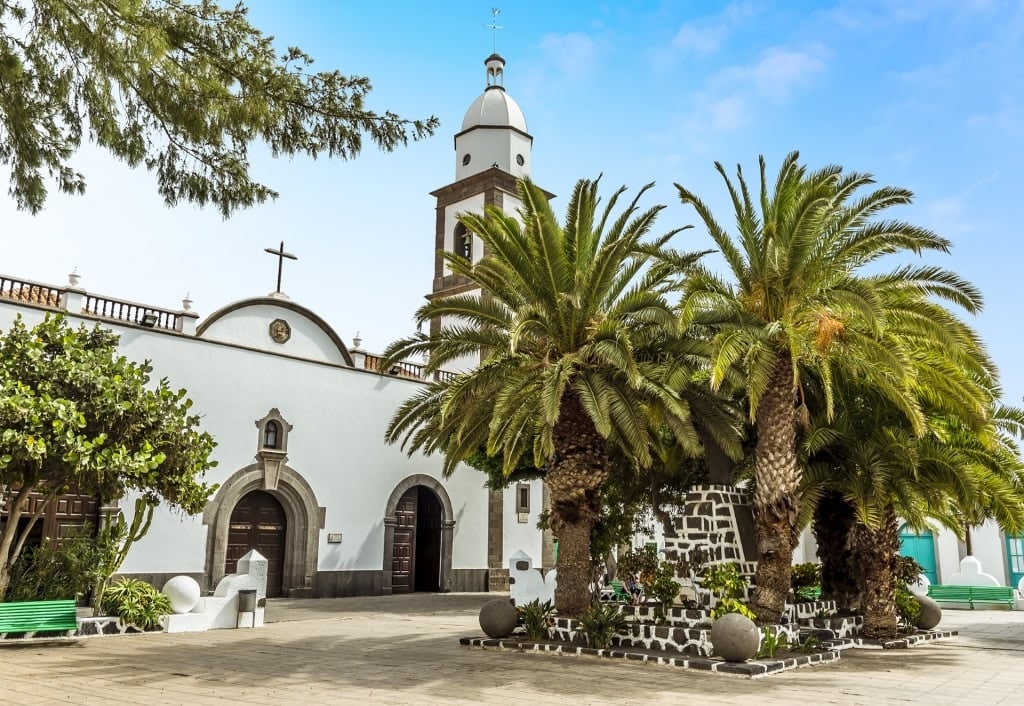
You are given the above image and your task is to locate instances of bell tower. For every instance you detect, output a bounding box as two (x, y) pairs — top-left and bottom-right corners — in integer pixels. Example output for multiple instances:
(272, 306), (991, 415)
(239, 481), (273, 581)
(428, 54), (552, 372)
(426, 54), (556, 590)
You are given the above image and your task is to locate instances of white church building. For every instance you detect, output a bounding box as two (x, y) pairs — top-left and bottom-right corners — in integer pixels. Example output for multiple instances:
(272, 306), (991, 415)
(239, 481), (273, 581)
(0, 53), (553, 599)
(2, 53), (1022, 600)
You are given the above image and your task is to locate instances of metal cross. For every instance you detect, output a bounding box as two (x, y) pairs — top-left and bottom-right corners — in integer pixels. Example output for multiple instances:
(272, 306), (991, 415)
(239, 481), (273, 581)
(485, 8), (503, 53)
(264, 241), (297, 294)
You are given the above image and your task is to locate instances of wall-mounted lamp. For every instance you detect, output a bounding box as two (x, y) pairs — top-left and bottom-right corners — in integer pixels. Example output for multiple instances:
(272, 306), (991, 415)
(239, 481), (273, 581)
(140, 312), (159, 327)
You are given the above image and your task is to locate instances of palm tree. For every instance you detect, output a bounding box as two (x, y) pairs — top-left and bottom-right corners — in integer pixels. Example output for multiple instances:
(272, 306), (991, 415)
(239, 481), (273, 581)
(676, 151), (981, 623)
(384, 177), (741, 615)
(800, 301), (1024, 638)
(803, 401), (1024, 638)
(801, 284), (998, 617)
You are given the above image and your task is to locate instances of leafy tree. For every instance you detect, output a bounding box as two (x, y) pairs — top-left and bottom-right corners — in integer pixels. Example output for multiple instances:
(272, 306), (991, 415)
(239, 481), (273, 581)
(675, 151), (980, 623)
(0, 314), (217, 597)
(384, 177), (741, 616)
(0, 0), (438, 216)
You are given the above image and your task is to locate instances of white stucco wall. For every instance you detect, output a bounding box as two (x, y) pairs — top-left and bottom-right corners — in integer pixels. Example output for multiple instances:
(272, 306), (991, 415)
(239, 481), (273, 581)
(455, 129), (532, 182)
(503, 479), (544, 563)
(199, 303), (349, 365)
(0, 298), (490, 578)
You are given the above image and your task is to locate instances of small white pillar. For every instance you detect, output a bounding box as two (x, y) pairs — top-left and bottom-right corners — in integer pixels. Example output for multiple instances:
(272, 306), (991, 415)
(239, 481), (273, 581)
(62, 270), (85, 314)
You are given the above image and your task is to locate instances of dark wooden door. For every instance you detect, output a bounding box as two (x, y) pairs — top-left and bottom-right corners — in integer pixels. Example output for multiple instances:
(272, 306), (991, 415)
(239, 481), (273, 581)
(391, 488), (418, 594)
(0, 489), (98, 551)
(415, 490), (442, 592)
(227, 491), (286, 597)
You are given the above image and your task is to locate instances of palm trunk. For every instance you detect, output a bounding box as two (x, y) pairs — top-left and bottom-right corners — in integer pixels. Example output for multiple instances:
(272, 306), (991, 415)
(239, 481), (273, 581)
(813, 489), (859, 613)
(545, 391), (608, 617)
(855, 504), (900, 640)
(696, 423), (734, 486)
(750, 351), (800, 625)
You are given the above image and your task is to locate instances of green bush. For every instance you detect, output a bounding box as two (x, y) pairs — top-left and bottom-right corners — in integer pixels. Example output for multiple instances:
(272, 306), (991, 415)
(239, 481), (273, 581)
(4, 524), (106, 602)
(702, 563), (757, 620)
(642, 561), (682, 611)
(892, 555), (925, 629)
(617, 545), (658, 581)
(790, 563), (822, 601)
(101, 577), (171, 630)
(786, 565), (819, 590)
(577, 603), (626, 649)
(894, 586), (922, 627)
(516, 599), (554, 641)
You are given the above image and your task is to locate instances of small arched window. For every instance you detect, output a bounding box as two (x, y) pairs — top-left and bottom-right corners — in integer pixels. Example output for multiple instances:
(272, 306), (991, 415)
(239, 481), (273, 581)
(454, 223), (472, 261)
(263, 420), (280, 449)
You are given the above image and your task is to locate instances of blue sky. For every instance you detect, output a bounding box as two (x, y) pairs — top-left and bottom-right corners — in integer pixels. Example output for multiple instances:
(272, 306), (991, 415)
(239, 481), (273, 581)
(3, 0), (1023, 406)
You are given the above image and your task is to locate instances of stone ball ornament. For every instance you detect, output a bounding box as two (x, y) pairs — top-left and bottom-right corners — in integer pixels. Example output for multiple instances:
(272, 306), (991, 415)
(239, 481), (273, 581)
(479, 598), (519, 638)
(162, 575), (202, 614)
(710, 612), (760, 662)
(913, 593), (943, 630)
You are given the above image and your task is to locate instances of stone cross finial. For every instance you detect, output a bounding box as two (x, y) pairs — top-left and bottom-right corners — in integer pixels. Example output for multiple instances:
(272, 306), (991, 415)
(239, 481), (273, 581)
(264, 241), (297, 294)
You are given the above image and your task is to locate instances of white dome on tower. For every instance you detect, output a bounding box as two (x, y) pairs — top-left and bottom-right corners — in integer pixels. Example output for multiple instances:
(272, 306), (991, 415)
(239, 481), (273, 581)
(454, 54), (533, 181)
(460, 54), (528, 132)
(461, 88), (528, 132)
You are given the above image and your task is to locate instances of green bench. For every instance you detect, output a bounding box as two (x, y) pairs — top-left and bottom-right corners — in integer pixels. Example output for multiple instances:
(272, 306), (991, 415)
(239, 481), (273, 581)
(608, 580), (631, 602)
(0, 599), (79, 637)
(927, 584), (1018, 608)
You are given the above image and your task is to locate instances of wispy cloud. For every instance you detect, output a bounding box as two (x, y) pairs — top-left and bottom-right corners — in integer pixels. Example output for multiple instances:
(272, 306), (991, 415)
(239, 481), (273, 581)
(822, 0), (997, 30)
(667, 2), (757, 59)
(680, 44), (829, 133)
(741, 46), (828, 100)
(539, 32), (598, 79)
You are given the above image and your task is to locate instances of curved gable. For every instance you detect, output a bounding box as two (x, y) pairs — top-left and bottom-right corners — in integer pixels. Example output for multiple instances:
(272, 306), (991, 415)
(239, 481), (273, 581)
(197, 297), (354, 366)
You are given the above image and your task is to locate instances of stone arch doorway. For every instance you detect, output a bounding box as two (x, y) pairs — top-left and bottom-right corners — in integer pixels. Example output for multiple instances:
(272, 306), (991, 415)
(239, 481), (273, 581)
(382, 475), (455, 595)
(227, 491), (286, 597)
(203, 464), (325, 597)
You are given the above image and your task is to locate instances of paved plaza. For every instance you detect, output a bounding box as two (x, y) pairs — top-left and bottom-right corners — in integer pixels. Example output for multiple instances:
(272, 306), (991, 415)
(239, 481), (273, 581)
(1, 594), (1022, 705)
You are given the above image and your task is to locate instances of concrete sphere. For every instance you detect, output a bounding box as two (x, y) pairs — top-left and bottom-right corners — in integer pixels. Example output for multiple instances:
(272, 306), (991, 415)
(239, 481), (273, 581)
(479, 598), (518, 638)
(913, 593), (943, 630)
(711, 613), (760, 662)
(162, 575), (201, 614)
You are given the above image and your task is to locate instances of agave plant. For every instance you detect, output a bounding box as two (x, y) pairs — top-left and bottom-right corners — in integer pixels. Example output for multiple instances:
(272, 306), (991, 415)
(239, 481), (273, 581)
(101, 577), (171, 631)
(577, 602), (627, 649)
(516, 598), (555, 641)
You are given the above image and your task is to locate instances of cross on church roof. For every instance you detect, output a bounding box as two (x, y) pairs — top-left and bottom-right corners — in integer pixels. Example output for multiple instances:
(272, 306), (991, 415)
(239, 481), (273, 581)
(264, 241), (297, 295)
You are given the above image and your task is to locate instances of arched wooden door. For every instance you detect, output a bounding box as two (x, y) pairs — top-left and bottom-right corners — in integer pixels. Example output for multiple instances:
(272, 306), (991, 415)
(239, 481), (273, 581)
(391, 486), (443, 593)
(227, 491), (286, 597)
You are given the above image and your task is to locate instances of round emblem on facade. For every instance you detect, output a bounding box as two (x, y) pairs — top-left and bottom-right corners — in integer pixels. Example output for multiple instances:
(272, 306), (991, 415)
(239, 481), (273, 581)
(462, 153), (472, 166)
(269, 318), (291, 344)
(516, 154), (525, 166)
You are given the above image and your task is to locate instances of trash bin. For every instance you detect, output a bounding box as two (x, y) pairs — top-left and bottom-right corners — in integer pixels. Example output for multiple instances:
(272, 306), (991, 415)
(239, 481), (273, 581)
(237, 589), (257, 628)
(237, 589), (257, 613)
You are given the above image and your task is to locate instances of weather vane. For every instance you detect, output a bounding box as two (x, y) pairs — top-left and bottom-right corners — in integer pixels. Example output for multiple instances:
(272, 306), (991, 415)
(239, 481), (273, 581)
(485, 8), (503, 53)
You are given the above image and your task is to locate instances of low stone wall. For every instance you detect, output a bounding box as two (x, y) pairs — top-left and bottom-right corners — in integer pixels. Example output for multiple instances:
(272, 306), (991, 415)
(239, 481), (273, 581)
(76, 616), (164, 637)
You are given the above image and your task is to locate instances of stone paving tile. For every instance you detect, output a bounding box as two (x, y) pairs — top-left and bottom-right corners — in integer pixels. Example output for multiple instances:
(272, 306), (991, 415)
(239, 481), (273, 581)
(1, 594), (1023, 705)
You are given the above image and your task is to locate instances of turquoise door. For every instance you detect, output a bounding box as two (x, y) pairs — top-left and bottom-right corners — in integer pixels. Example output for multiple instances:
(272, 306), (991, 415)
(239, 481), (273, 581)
(898, 525), (938, 584)
(1006, 534), (1024, 589)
